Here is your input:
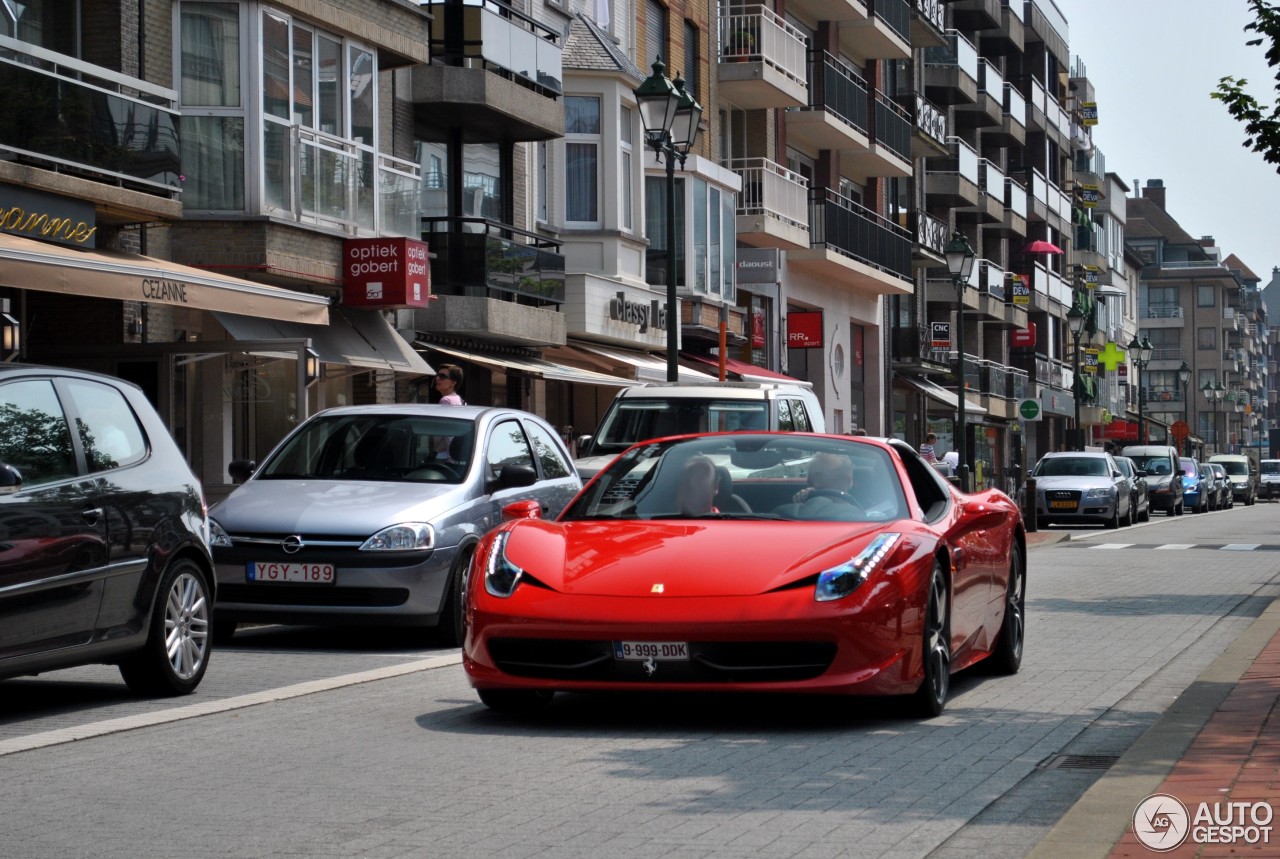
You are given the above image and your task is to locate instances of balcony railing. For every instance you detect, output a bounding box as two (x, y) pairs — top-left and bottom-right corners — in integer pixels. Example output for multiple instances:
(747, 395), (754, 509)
(719, 6), (808, 90)
(915, 95), (947, 146)
(1003, 0), (1024, 22)
(870, 0), (911, 42)
(983, 360), (1025, 400)
(874, 90), (912, 161)
(1144, 387), (1185, 405)
(1141, 303), (1184, 319)
(423, 217), (565, 305)
(1026, 0), (1069, 46)
(1006, 177), (1028, 218)
(916, 0), (946, 31)
(939, 136), (980, 185)
(979, 159), (1005, 201)
(265, 124), (422, 236)
(425, 0), (563, 96)
(730, 157), (810, 230)
(1035, 353), (1073, 390)
(1149, 346), (1182, 362)
(0, 37), (180, 195)
(916, 211), (948, 255)
(1003, 83), (1026, 125)
(978, 59), (1004, 98)
(808, 187), (912, 278)
(924, 30), (979, 81)
(811, 52), (869, 134)
(978, 259), (1007, 299)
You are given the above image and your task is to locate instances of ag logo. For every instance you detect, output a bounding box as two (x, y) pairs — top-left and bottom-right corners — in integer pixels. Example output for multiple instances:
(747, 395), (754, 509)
(1133, 793), (1189, 851)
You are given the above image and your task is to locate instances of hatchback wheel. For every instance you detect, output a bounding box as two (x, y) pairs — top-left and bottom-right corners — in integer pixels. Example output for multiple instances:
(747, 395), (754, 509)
(119, 559), (212, 696)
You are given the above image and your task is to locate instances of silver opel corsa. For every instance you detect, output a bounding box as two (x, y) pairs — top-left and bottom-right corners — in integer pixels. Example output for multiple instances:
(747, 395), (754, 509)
(208, 405), (581, 644)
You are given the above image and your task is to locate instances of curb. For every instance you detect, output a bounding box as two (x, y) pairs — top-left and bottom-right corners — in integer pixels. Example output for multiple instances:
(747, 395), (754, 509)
(1024, 597), (1280, 859)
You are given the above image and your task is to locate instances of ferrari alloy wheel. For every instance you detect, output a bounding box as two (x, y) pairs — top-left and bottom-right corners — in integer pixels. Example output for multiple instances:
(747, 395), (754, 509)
(912, 561), (951, 718)
(478, 689), (554, 714)
(119, 559), (212, 696)
(988, 551), (1025, 676)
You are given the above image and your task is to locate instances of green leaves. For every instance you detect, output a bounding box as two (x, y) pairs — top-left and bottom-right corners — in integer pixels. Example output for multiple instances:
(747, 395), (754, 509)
(1214, 1), (1280, 170)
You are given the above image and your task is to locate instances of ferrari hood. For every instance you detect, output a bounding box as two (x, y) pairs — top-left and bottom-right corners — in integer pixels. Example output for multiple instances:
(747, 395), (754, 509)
(504, 519), (893, 598)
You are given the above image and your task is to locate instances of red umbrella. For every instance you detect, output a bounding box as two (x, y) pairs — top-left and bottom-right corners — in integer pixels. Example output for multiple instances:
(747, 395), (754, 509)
(1024, 240), (1063, 254)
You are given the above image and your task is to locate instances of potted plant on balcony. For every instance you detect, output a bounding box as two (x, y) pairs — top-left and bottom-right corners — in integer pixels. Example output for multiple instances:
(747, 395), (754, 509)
(726, 29), (756, 61)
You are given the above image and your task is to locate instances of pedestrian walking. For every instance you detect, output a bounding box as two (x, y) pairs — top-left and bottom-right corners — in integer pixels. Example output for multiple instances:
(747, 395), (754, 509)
(434, 364), (466, 405)
(919, 433), (938, 462)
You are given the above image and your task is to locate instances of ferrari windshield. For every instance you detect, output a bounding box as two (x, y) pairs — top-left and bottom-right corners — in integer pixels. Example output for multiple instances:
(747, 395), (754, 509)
(258, 414), (475, 483)
(564, 434), (908, 523)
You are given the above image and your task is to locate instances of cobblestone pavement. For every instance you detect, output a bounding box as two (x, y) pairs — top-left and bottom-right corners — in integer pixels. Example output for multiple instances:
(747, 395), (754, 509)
(3, 506), (1280, 859)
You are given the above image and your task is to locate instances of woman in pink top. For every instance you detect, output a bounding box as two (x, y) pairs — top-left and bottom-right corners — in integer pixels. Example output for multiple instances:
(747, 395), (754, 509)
(434, 364), (465, 405)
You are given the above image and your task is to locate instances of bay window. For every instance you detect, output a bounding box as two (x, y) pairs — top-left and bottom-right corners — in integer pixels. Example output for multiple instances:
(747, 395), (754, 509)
(565, 96), (601, 224)
(645, 174), (735, 299)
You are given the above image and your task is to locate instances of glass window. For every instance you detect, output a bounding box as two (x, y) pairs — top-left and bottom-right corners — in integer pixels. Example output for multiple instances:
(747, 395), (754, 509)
(620, 105), (634, 232)
(1197, 285), (1215, 307)
(181, 116), (245, 210)
(791, 400), (812, 432)
(565, 96), (601, 224)
(2, 0), (77, 55)
(645, 176), (684, 286)
(292, 24), (314, 127)
(487, 420), (534, 481)
(63, 380), (147, 473)
(777, 398), (794, 431)
(1197, 326), (1216, 350)
(262, 11), (290, 119)
(0, 380), (75, 487)
(645, 0), (667, 67)
(524, 422), (571, 479)
(708, 186), (721, 295)
(692, 178), (707, 292)
(722, 191), (736, 300)
(316, 33), (343, 136)
(683, 20), (699, 104)
(180, 2), (241, 107)
(463, 143), (503, 220)
(349, 46), (374, 144)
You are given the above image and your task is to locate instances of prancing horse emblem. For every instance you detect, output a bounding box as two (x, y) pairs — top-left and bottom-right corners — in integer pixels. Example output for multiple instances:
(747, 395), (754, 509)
(651, 583), (664, 593)
(643, 657), (657, 677)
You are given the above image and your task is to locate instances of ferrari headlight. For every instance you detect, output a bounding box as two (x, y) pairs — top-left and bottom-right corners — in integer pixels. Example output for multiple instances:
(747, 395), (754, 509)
(359, 523), (434, 551)
(815, 533), (901, 602)
(208, 518), (232, 549)
(1083, 488), (1112, 500)
(485, 531), (523, 598)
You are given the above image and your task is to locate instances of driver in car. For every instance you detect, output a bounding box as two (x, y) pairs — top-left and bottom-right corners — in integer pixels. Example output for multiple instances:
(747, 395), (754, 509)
(775, 452), (859, 520)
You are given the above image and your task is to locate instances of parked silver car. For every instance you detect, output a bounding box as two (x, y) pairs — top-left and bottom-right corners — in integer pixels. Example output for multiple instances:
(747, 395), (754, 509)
(209, 405), (582, 643)
(1031, 451), (1130, 529)
(1208, 463), (1234, 509)
(1113, 455), (1150, 523)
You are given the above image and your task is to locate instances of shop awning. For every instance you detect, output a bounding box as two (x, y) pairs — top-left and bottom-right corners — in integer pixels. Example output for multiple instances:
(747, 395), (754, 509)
(566, 343), (717, 384)
(419, 342), (638, 387)
(680, 352), (812, 387)
(213, 308), (434, 375)
(0, 231), (331, 324)
(901, 377), (989, 416)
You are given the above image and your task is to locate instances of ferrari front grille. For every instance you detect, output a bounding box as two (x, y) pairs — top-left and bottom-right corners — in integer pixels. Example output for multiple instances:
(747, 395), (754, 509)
(488, 638), (836, 683)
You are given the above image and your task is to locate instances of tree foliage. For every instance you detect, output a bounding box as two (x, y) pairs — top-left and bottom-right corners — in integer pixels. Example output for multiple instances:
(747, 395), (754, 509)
(1213, 0), (1280, 170)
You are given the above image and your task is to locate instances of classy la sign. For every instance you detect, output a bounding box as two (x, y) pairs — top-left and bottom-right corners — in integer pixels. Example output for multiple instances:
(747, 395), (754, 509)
(608, 291), (667, 333)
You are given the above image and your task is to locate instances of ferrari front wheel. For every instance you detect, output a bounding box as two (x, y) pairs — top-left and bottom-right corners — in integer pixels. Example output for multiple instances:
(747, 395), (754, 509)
(988, 550), (1025, 676)
(478, 689), (554, 714)
(911, 561), (951, 718)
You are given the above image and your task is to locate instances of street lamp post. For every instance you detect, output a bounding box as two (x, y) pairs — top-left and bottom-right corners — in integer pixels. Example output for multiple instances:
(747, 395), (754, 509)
(1178, 360), (1191, 455)
(944, 231), (976, 491)
(1214, 380), (1227, 453)
(1129, 334), (1154, 444)
(1067, 304), (1086, 451)
(634, 57), (703, 382)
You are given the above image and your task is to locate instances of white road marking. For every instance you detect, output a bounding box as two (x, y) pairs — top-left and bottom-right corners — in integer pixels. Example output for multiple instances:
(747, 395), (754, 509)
(1089, 544), (1134, 550)
(0, 652), (462, 758)
(1155, 544), (1197, 550)
(1221, 544), (1262, 551)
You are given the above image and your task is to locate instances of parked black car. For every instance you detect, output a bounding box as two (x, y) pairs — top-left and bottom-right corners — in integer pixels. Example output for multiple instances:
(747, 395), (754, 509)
(0, 365), (214, 695)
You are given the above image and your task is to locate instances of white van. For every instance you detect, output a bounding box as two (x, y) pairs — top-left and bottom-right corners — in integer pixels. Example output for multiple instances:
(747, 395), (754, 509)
(1259, 459), (1280, 500)
(574, 382), (825, 479)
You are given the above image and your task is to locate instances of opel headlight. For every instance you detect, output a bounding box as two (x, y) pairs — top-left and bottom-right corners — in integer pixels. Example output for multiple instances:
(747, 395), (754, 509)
(815, 533), (901, 603)
(209, 518), (232, 549)
(359, 523), (434, 551)
(485, 531), (523, 598)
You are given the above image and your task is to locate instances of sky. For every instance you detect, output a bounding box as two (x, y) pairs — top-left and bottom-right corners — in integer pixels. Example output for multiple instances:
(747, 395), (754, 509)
(1052, 0), (1280, 281)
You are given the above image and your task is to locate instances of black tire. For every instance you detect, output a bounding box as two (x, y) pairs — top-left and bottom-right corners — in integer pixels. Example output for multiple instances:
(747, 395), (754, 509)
(434, 546), (474, 647)
(211, 618), (237, 645)
(1105, 503), (1120, 529)
(988, 550), (1025, 676)
(911, 561), (951, 718)
(478, 688), (554, 713)
(1140, 503), (1151, 522)
(119, 559), (212, 696)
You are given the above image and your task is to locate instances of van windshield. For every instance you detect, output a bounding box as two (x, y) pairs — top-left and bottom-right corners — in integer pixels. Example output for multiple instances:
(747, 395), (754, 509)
(1217, 460), (1250, 476)
(593, 400), (770, 453)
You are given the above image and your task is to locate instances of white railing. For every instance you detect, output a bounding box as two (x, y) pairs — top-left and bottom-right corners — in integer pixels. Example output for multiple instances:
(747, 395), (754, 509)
(1006, 177), (1027, 218)
(1004, 83), (1026, 126)
(979, 159), (1005, 201)
(719, 7), (808, 91)
(1029, 168), (1048, 206)
(949, 136), (980, 184)
(928, 29), (979, 82)
(1004, 0), (1024, 22)
(1027, 0), (1069, 44)
(1028, 77), (1047, 119)
(1047, 178), (1071, 221)
(729, 157), (810, 231)
(979, 60), (1004, 98)
(1142, 303), (1184, 319)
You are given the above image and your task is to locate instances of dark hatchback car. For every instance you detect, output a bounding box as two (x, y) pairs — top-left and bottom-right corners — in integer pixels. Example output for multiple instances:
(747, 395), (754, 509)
(0, 366), (214, 695)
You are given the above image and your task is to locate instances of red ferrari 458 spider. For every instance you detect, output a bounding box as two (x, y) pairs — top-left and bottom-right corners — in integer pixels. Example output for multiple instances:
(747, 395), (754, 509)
(463, 432), (1026, 717)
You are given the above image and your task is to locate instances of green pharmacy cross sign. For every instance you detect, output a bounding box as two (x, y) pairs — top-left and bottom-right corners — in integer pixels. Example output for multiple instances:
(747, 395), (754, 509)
(1097, 341), (1126, 372)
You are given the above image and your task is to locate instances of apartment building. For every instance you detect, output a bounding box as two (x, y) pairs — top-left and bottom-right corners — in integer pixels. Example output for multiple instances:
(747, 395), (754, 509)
(0, 1), (441, 493)
(1126, 180), (1270, 456)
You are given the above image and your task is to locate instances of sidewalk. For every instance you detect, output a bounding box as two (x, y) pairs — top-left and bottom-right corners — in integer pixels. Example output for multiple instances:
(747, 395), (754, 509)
(1023, 527), (1280, 859)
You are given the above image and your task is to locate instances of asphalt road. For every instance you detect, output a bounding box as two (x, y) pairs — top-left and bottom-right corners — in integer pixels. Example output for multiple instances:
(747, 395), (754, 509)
(3, 502), (1279, 858)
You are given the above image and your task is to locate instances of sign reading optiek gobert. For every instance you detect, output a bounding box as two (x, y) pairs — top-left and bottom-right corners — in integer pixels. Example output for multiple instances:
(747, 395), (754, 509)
(342, 237), (431, 309)
(1133, 793), (1274, 851)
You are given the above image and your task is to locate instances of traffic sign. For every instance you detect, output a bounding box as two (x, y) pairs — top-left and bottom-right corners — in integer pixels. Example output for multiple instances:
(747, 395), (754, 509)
(1019, 398), (1042, 421)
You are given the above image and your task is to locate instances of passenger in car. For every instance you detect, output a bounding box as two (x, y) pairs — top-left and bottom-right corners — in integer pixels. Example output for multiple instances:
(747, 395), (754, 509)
(675, 455), (720, 515)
